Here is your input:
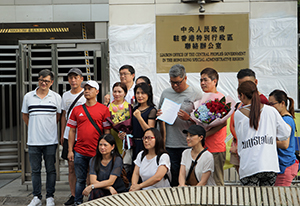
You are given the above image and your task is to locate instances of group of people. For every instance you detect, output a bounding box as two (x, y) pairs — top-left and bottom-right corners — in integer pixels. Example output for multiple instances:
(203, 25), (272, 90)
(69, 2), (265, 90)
(21, 64), (298, 206)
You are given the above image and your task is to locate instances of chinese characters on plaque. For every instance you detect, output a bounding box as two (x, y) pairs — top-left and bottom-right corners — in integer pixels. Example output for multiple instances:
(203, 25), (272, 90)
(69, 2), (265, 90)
(156, 14), (249, 73)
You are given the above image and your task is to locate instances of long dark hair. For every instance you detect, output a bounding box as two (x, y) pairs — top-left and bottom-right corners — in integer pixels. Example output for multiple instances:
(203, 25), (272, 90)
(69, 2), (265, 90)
(134, 82), (155, 107)
(142, 128), (167, 157)
(269, 89), (295, 118)
(238, 81), (261, 130)
(91, 134), (121, 175)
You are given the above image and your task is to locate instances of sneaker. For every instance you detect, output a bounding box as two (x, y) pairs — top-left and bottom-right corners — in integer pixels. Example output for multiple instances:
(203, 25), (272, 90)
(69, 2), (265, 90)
(28, 196), (42, 206)
(46, 197), (55, 206)
(64, 195), (75, 206)
(74, 202), (82, 206)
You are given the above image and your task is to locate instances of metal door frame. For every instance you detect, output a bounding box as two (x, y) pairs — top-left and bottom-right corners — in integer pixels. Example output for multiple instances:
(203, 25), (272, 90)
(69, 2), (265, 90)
(18, 39), (109, 184)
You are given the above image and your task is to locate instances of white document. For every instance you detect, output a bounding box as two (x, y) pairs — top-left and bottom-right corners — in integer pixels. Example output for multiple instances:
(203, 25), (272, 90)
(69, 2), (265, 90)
(157, 98), (181, 125)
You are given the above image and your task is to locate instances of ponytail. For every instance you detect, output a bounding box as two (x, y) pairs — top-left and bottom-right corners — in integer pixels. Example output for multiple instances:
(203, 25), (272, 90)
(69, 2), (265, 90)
(250, 90), (261, 130)
(269, 89), (295, 118)
(238, 81), (261, 130)
(287, 97), (295, 118)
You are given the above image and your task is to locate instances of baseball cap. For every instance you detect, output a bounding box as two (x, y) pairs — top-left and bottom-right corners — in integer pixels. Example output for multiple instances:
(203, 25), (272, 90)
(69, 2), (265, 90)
(68, 68), (82, 76)
(182, 125), (206, 137)
(81, 80), (99, 90)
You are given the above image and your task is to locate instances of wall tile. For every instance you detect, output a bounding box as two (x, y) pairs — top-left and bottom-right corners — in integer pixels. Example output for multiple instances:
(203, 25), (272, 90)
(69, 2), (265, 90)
(109, 5), (155, 25)
(53, 4), (90, 22)
(91, 4), (109, 21)
(16, 5), (53, 22)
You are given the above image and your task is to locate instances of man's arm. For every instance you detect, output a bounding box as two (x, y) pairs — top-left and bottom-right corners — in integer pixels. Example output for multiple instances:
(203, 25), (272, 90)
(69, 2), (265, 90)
(22, 113), (29, 126)
(60, 110), (66, 145)
(206, 122), (227, 137)
(68, 127), (76, 162)
(159, 120), (166, 143)
(56, 112), (61, 123)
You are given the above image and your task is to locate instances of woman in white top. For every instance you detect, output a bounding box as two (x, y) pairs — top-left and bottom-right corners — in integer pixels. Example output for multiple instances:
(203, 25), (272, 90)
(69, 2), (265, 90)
(130, 128), (171, 191)
(234, 81), (291, 186)
(178, 125), (216, 186)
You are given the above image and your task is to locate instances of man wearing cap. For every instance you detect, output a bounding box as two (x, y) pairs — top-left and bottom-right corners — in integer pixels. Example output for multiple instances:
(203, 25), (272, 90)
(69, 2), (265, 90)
(67, 80), (111, 205)
(60, 68), (86, 206)
(22, 69), (61, 206)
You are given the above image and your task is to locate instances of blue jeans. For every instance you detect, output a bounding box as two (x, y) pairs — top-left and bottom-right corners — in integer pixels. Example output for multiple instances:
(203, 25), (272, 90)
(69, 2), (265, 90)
(166, 147), (186, 187)
(74, 151), (92, 203)
(28, 144), (57, 199)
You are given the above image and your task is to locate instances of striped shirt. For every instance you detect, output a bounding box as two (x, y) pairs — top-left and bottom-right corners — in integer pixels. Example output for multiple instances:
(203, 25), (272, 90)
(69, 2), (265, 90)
(22, 88), (61, 145)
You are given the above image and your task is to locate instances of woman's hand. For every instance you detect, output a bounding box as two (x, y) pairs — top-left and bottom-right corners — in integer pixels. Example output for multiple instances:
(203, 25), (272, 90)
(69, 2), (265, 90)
(109, 186), (118, 195)
(133, 109), (142, 119)
(118, 131), (126, 140)
(129, 183), (142, 192)
(82, 185), (92, 196)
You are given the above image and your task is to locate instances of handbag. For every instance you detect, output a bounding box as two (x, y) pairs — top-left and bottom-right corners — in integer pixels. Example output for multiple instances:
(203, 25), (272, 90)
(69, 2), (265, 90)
(185, 148), (207, 186)
(82, 104), (102, 136)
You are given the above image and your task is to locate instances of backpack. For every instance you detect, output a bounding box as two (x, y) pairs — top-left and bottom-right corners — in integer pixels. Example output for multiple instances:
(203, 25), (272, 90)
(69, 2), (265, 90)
(141, 151), (171, 183)
(112, 156), (129, 189)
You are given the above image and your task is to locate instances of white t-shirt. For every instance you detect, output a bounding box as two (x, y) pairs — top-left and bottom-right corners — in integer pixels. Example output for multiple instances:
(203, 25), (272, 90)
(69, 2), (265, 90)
(180, 148), (216, 186)
(234, 105), (291, 179)
(134, 151), (171, 190)
(61, 89), (86, 140)
(21, 88), (61, 146)
(125, 83), (135, 104)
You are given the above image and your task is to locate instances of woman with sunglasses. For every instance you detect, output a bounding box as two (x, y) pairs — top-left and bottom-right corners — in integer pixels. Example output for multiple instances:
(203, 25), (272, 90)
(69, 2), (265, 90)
(82, 134), (127, 200)
(234, 81), (291, 186)
(130, 128), (171, 191)
(269, 90), (298, 186)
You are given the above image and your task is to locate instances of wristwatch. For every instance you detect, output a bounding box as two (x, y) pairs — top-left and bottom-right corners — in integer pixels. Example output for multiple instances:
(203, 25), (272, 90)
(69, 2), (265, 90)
(91, 184), (95, 190)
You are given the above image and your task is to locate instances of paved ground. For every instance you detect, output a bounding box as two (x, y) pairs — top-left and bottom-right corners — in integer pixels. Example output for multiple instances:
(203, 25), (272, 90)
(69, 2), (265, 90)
(0, 171), (88, 206)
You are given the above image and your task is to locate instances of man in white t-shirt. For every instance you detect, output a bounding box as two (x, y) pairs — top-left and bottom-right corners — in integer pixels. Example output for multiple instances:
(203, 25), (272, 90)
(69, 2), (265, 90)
(60, 68), (86, 206)
(22, 69), (61, 206)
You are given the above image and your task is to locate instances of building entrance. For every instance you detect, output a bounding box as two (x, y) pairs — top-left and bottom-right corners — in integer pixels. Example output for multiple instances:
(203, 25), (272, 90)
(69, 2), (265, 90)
(0, 39), (109, 184)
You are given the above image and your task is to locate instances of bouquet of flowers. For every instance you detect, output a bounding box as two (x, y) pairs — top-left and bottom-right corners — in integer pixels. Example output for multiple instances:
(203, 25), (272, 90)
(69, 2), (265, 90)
(106, 105), (133, 149)
(190, 92), (235, 131)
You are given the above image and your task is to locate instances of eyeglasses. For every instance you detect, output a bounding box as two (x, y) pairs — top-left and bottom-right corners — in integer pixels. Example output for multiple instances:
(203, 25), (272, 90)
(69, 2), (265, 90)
(269, 102), (279, 106)
(170, 76), (185, 86)
(142, 136), (155, 141)
(119, 72), (131, 77)
(38, 79), (51, 84)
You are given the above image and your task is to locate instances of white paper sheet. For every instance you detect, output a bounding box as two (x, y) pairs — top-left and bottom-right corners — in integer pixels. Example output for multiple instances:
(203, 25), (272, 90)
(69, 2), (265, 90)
(157, 98), (181, 125)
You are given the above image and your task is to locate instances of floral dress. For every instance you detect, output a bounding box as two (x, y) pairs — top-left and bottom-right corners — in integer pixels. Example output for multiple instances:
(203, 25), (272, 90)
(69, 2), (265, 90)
(109, 101), (131, 154)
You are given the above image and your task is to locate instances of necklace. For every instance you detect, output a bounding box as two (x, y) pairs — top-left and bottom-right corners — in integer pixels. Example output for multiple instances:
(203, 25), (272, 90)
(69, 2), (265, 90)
(112, 101), (125, 112)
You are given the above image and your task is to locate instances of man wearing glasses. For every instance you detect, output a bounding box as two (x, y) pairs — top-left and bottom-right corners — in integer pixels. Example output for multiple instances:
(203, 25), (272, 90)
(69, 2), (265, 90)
(158, 64), (202, 186)
(104, 64), (136, 106)
(22, 69), (61, 206)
